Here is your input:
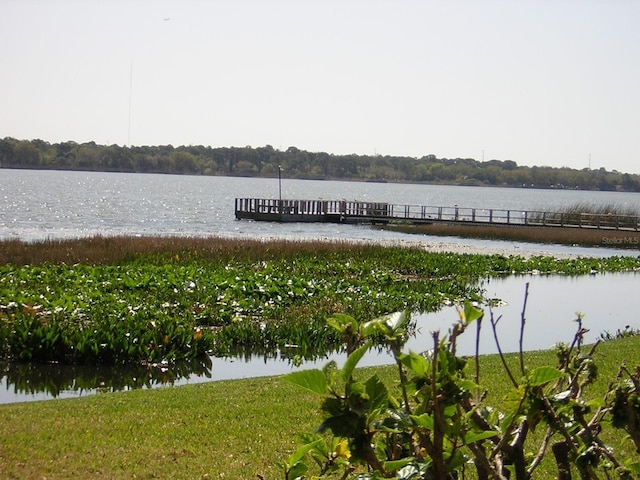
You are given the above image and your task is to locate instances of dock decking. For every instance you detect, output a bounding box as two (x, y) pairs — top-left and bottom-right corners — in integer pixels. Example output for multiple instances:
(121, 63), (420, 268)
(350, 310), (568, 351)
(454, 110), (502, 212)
(235, 198), (640, 231)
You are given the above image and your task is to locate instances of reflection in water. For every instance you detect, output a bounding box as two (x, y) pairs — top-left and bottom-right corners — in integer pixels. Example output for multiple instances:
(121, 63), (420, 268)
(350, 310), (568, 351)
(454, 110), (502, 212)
(0, 346), (348, 404)
(0, 339), (396, 404)
(0, 357), (212, 401)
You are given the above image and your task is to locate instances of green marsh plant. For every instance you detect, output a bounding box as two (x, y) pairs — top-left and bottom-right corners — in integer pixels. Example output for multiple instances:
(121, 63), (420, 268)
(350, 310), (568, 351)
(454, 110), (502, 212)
(2, 236), (640, 366)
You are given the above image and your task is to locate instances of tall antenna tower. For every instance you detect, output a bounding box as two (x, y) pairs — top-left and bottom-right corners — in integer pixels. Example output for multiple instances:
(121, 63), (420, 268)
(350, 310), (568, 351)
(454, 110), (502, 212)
(127, 61), (133, 146)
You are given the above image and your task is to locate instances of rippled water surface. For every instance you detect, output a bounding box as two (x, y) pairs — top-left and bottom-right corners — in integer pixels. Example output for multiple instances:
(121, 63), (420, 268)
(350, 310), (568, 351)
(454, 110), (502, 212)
(3, 169), (640, 255)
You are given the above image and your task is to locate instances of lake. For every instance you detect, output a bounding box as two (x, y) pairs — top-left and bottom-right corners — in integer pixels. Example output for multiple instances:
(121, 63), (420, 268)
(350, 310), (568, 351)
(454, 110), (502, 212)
(1, 169), (639, 403)
(2, 168), (640, 255)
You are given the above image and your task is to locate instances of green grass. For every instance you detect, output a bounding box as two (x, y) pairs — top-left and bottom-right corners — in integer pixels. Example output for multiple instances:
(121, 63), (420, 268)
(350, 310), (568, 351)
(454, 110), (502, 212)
(0, 375), (321, 479)
(1, 335), (639, 479)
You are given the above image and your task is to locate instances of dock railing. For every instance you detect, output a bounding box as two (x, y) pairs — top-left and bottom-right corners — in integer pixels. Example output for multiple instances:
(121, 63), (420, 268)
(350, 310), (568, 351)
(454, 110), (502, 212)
(235, 198), (640, 231)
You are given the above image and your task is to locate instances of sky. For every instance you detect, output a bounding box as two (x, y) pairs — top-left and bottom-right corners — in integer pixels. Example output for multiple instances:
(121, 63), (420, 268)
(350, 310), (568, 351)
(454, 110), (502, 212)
(2, 1), (640, 174)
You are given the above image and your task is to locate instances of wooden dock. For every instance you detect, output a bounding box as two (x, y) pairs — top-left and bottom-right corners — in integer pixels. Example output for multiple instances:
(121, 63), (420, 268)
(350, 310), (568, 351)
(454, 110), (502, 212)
(235, 198), (640, 231)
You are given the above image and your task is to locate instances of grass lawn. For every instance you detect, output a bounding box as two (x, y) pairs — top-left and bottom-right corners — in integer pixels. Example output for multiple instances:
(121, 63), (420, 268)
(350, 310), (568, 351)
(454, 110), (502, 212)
(1, 335), (639, 479)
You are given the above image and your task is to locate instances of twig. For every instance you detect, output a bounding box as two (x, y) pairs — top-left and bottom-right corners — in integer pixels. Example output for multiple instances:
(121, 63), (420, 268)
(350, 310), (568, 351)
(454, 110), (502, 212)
(527, 426), (553, 476)
(431, 331), (447, 479)
(489, 308), (518, 387)
(475, 314), (482, 392)
(518, 283), (529, 376)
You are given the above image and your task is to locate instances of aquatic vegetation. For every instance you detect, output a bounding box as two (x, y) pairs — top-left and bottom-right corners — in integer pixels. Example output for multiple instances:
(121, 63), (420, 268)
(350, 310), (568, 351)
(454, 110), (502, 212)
(1, 236), (640, 365)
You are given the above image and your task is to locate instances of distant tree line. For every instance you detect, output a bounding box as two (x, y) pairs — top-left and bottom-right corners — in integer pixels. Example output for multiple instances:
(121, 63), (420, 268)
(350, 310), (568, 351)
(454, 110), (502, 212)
(1, 137), (639, 192)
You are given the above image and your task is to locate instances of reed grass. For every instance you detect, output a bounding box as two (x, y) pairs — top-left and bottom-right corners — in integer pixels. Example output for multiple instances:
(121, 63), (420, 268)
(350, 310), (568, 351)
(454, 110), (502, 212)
(385, 222), (640, 248)
(555, 202), (640, 217)
(0, 235), (383, 266)
(2, 224), (639, 273)
(0, 335), (638, 479)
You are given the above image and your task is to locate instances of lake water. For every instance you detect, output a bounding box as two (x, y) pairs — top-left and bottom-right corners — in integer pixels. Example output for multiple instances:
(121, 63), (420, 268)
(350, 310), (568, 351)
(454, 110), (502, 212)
(2, 168), (640, 255)
(1, 169), (640, 403)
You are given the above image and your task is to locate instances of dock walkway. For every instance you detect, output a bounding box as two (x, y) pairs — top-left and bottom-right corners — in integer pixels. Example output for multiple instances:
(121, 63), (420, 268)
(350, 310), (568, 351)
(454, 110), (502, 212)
(235, 198), (640, 231)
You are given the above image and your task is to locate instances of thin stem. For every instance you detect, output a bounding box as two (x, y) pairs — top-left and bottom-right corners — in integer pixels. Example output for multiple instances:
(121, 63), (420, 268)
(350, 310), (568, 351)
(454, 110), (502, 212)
(392, 342), (412, 415)
(489, 309), (518, 387)
(519, 282), (529, 376)
(475, 315), (482, 390)
(430, 331), (447, 479)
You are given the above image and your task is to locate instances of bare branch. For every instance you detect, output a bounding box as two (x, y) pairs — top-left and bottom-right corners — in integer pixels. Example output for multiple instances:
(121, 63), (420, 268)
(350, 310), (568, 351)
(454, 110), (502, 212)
(489, 308), (518, 387)
(518, 282), (529, 376)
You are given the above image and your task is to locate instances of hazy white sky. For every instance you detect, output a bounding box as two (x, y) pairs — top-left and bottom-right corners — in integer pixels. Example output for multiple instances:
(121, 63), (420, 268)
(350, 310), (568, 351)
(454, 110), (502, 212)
(2, 1), (639, 173)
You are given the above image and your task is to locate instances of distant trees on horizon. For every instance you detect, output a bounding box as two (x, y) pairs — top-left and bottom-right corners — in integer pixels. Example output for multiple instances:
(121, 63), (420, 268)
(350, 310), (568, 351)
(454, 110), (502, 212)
(1, 136), (639, 192)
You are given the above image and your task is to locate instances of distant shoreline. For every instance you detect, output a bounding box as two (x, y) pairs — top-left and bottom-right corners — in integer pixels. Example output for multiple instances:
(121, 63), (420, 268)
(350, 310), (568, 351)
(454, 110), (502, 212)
(0, 164), (634, 192)
(2, 137), (639, 192)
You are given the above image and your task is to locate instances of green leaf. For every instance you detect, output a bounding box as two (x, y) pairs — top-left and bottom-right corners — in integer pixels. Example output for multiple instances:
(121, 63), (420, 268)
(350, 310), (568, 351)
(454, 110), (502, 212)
(286, 437), (325, 467)
(411, 413), (435, 430)
(326, 313), (357, 333)
(399, 351), (429, 378)
(382, 311), (408, 333)
(318, 412), (359, 437)
(500, 411), (518, 435)
(456, 379), (480, 393)
(341, 341), (370, 382)
(361, 318), (381, 337)
(623, 460), (640, 474)
(384, 457), (415, 472)
(504, 385), (527, 412)
(365, 374), (389, 412)
(447, 449), (467, 472)
(283, 369), (327, 396)
(528, 366), (565, 387)
(463, 430), (498, 444)
(286, 461), (307, 480)
(363, 311), (408, 338)
(459, 301), (483, 325)
(584, 398), (606, 409)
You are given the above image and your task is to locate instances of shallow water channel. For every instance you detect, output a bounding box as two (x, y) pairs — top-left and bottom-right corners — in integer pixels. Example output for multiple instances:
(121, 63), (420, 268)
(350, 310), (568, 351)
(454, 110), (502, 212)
(1, 272), (638, 404)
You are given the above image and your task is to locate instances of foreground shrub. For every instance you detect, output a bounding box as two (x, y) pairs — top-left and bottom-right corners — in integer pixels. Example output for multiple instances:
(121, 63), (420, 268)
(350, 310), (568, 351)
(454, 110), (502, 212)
(283, 296), (640, 479)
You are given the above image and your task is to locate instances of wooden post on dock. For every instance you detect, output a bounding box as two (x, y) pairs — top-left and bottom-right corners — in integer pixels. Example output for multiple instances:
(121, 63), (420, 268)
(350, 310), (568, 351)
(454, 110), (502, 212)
(278, 165), (283, 219)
